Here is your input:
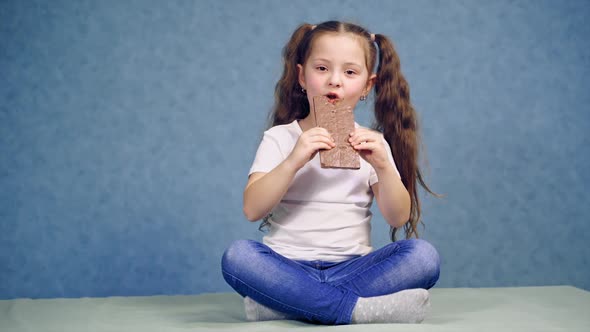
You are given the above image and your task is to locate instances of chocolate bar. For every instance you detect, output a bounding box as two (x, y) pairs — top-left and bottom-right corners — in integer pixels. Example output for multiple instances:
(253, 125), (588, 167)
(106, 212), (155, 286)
(312, 96), (360, 169)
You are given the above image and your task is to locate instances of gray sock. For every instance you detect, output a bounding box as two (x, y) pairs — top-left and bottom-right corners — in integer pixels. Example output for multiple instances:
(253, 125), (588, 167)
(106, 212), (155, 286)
(244, 297), (290, 321)
(351, 289), (430, 324)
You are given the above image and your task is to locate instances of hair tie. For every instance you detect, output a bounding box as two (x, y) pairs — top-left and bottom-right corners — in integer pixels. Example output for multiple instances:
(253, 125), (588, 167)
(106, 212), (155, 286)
(370, 33), (375, 42)
(311, 25), (317, 30)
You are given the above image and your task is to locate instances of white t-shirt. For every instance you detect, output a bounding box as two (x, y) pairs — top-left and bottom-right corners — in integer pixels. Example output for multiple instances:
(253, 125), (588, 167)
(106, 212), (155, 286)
(249, 120), (400, 262)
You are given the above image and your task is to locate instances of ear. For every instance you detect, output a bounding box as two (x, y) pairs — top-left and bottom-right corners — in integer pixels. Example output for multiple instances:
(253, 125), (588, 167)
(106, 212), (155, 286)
(297, 64), (305, 89)
(364, 74), (377, 95)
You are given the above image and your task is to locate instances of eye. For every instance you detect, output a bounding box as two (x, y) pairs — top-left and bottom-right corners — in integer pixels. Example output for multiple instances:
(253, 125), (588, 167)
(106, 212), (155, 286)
(345, 69), (357, 75)
(316, 66), (328, 72)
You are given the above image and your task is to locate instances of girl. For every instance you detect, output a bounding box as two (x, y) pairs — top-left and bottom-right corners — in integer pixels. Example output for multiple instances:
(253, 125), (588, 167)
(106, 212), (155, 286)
(221, 21), (440, 325)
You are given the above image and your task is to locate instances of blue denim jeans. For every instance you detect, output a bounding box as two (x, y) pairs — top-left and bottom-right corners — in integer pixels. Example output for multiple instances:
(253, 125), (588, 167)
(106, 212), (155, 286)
(221, 238), (440, 325)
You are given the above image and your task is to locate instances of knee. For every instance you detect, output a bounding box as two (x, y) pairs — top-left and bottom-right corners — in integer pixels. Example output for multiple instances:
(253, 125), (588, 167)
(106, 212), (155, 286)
(221, 239), (264, 275)
(221, 240), (270, 293)
(410, 239), (441, 284)
(222, 240), (254, 268)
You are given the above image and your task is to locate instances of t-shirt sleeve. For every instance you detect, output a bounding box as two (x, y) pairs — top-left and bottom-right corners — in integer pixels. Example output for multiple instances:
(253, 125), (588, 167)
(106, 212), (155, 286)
(249, 131), (285, 175)
(369, 137), (401, 186)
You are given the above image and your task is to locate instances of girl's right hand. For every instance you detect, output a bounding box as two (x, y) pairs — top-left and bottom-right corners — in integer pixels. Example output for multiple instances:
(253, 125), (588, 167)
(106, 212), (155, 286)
(286, 127), (335, 170)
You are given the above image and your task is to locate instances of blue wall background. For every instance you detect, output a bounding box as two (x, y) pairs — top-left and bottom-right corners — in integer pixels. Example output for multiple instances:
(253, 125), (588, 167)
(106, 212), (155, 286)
(1, 0), (589, 299)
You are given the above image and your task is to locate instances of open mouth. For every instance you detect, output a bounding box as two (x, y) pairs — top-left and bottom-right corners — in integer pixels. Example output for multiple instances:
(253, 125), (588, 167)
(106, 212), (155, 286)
(325, 93), (340, 103)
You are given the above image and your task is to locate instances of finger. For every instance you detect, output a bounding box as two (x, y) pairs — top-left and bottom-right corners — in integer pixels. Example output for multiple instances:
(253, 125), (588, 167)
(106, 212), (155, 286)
(352, 141), (379, 151)
(309, 136), (336, 147)
(310, 132), (335, 141)
(349, 135), (376, 146)
(307, 127), (335, 141)
(319, 128), (335, 141)
(315, 142), (335, 151)
(312, 126), (333, 135)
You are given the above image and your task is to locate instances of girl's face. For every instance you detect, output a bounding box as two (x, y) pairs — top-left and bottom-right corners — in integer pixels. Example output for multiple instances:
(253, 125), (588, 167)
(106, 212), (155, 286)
(298, 33), (375, 109)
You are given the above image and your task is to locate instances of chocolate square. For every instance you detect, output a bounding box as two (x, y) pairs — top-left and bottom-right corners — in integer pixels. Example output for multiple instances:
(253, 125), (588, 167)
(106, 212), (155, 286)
(312, 96), (360, 169)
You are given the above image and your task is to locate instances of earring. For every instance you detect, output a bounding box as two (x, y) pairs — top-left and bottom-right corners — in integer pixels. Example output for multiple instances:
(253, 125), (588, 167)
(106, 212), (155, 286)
(360, 95), (366, 101)
(301, 87), (306, 94)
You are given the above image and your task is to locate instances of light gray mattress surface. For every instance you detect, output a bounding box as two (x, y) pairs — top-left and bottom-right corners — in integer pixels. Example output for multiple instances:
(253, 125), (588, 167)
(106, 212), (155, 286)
(1, 286), (588, 331)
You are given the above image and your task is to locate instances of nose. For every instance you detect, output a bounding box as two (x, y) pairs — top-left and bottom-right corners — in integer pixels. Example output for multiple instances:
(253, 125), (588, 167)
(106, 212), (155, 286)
(328, 72), (342, 87)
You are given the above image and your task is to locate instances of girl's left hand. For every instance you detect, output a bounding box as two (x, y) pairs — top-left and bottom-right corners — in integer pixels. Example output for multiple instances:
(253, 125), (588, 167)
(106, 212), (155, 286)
(349, 127), (390, 171)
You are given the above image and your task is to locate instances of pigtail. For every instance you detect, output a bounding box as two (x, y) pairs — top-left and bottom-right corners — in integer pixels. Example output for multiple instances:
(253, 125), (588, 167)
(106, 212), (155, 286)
(373, 34), (437, 241)
(270, 23), (315, 127)
(257, 24), (314, 232)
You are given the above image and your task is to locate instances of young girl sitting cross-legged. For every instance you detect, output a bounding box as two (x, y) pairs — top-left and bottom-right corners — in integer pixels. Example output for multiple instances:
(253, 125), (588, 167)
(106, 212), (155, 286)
(221, 20), (440, 325)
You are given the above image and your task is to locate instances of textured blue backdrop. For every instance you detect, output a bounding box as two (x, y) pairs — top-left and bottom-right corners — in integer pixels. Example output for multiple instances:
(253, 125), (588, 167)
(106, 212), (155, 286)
(1, 0), (589, 299)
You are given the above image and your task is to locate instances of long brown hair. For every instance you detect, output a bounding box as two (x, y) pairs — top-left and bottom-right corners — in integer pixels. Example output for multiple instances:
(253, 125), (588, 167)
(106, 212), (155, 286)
(270, 21), (437, 241)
